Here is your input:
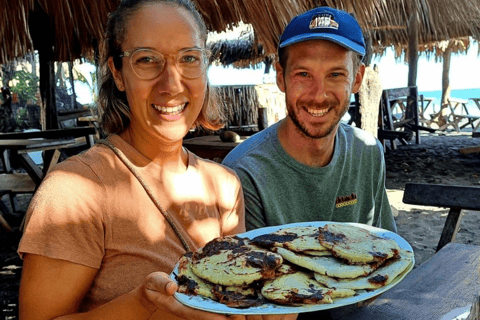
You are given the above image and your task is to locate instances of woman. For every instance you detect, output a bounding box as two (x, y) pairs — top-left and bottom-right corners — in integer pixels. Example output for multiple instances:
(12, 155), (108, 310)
(16, 1), (271, 319)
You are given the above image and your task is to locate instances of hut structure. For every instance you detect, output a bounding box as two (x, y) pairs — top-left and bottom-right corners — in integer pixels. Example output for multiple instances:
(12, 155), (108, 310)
(1, 0), (480, 131)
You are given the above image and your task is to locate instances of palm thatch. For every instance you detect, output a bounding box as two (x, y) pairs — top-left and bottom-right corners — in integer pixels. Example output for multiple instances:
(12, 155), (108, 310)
(1, 0), (479, 66)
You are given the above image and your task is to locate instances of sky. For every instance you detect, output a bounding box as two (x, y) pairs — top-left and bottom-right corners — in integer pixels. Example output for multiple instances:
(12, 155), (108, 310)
(75, 41), (480, 105)
(207, 41), (480, 91)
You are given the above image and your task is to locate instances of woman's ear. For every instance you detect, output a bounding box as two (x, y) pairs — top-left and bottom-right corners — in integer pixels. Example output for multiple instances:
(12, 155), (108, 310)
(108, 57), (125, 91)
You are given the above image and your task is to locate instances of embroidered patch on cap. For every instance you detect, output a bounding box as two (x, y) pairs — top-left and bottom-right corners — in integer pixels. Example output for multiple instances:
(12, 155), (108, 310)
(309, 13), (339, 30)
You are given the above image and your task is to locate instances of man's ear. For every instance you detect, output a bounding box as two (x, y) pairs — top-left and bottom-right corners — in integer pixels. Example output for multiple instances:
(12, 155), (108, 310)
(352, 63), (366, 94)
(275, 62), (286, 93)
(108, 57), (125, 91)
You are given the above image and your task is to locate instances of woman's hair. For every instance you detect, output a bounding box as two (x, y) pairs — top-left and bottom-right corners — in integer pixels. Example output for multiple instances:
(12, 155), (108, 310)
(97, 0), (224, 135)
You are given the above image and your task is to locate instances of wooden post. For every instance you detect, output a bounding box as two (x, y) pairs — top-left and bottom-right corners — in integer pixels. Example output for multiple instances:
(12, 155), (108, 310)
(29, 6), (58, 130)
(406, 12), (418, 138)
(407, 14), (418, 88)
(439, 47), (452, 127)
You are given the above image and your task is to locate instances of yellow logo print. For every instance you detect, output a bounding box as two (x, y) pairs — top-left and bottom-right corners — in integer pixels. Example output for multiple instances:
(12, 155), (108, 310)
(335, 193), (358, 208)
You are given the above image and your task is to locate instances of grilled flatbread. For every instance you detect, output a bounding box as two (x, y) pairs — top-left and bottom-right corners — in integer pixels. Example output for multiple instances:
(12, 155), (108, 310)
(211, 284), (265, 308)
(176, 253), (216, 300)
(251, 226), (329, 255)
(261, 271), (356, 305)
(318, 224), (400, 264)
(314, 249), (414, 290)
(176, 253), (265, 307)
(274, 247), (380, 278)
(191, 236), (283, 286)
(261, 271), (333, 305)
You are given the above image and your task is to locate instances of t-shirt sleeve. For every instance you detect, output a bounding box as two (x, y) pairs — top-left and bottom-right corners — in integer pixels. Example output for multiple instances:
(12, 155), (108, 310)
(18, 158), (107, 269)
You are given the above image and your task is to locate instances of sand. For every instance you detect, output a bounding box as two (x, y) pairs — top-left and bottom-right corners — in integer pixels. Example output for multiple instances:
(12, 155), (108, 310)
(384, 132), (480, 267)
(1, 131), (479, 318)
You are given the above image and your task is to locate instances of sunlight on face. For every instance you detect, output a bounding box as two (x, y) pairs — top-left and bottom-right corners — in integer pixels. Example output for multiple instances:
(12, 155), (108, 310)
(112, 3), (207, 145)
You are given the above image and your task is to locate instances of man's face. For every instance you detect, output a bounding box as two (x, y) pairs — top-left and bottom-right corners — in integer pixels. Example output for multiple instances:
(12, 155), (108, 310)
(276, 40), (364, 140)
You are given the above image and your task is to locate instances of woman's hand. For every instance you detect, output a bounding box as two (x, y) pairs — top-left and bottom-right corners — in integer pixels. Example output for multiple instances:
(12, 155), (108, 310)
(139, 272), (234, 320)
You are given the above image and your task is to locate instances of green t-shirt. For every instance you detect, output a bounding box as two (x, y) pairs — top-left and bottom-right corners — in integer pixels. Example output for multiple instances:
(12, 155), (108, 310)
(222, 121), (396, 233)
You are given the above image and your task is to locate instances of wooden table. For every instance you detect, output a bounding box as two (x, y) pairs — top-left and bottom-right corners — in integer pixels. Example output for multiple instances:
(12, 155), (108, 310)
(324, 243), (480, 320)
(183, 135), (246, 162)
(0, 127), (97, 186)
(0, 138), (79, 186)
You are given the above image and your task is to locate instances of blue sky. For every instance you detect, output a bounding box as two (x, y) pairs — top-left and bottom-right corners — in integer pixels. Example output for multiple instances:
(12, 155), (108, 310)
(207, 41), (480, 92)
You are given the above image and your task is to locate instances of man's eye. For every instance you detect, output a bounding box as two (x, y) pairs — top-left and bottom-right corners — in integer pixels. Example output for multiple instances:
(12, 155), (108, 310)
(298, 72), (309, 77)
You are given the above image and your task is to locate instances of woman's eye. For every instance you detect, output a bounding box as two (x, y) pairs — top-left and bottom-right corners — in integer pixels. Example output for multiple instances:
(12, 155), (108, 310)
(137, 56), (157, 64)
(180, 55), (200, 64)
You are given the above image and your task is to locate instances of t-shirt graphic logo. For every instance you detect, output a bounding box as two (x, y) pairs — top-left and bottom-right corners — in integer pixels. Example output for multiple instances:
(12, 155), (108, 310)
(309, 13), (339, 30)
(335, 193), (358, 208)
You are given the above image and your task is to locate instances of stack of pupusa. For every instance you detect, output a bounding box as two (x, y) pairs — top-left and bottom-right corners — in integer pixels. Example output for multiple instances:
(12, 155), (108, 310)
(176, 235), (284, 307)
(175, 224), (413, 308)
(253, 224), (414, 293)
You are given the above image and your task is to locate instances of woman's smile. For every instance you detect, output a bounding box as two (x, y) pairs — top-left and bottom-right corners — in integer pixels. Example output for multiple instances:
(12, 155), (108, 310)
(152, 102), (188, 121)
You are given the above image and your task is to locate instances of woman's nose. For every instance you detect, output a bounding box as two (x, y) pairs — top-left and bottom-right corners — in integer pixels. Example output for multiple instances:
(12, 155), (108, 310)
(156, 61), (183, 95)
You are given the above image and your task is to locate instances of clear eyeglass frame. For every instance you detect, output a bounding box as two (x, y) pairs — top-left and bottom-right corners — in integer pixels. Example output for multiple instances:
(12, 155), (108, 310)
(119, 47), (210, 80)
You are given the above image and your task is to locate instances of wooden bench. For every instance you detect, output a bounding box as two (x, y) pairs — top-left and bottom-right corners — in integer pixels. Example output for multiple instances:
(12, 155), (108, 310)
(402, 183), (480, 252)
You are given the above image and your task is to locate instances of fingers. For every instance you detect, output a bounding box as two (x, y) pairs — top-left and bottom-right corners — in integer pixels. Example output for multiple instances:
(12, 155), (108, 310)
(144, 272), (177, 297)
(143, 272), (230, 320)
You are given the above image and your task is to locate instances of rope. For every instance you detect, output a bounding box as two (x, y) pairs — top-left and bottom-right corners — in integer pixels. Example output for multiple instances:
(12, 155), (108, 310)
(97, 139), (191, 252)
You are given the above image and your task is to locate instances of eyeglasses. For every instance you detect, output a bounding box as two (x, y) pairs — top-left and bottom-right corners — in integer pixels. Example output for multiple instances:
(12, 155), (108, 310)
(119, 48), (210, 80)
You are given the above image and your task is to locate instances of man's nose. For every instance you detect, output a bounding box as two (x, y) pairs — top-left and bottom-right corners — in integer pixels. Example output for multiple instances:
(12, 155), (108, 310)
(308, 79), (328, 103)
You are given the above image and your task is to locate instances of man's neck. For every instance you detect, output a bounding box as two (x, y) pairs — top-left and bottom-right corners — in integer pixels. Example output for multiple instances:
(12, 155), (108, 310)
(277, 118), (337, 168)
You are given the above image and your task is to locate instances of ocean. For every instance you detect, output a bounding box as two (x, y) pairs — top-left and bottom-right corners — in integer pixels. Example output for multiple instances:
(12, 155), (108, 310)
(418, 88), (480, 116)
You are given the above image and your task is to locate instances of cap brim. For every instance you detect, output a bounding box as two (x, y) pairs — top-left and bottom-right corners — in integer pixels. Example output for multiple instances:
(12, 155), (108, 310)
(280, 33), (365, 56)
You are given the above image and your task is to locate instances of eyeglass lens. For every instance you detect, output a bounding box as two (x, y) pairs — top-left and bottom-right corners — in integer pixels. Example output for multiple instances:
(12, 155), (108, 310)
(129, 49), (207, 80)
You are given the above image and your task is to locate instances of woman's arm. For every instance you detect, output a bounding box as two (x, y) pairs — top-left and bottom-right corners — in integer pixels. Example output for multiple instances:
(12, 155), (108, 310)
(19, 254), (233, 320)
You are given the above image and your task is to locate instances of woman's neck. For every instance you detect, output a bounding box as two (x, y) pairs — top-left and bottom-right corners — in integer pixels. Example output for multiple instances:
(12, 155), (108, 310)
(119, 128), (188, 173)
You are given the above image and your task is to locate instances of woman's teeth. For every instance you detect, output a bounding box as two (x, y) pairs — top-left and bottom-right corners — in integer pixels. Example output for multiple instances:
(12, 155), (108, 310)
(153, 103), (186, 115)
(307, 108), (328, 117)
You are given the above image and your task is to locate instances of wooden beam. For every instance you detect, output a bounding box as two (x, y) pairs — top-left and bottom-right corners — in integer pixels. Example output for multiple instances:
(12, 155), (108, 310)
(407, 14), (418, 87)
(403, 183), (480, 211)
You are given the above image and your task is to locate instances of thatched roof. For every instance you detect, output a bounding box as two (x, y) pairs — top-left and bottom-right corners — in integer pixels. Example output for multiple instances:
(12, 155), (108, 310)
(1, 0), (480, 66)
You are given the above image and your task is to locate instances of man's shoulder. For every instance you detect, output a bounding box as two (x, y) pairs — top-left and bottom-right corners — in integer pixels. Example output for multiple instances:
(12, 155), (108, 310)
(222, 123), (279, 168)
(339, 123), (382, 152)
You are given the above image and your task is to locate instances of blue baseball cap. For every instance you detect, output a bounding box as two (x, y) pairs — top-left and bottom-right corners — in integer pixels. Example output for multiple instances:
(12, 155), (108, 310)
(279, 7), (365, 56)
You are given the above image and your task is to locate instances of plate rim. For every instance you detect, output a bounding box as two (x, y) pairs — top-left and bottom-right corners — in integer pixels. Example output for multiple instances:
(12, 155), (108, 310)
(170, 221), (414, 315)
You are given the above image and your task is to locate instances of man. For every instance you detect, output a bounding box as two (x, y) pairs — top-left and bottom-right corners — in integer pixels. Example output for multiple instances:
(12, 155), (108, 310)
(222, 7), (396, 233)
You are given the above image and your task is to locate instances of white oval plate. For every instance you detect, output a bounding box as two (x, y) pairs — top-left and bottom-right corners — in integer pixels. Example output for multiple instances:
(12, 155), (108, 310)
(170, 221), (414, 315)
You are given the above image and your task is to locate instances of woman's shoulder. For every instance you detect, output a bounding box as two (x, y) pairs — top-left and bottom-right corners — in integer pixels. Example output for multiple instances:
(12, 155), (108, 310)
(188, 152), (241, 186)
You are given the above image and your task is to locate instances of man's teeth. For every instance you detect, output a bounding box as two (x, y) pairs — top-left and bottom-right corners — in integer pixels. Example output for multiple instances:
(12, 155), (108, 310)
(153, 103), (186, 114)
(307, 108), (328, 117)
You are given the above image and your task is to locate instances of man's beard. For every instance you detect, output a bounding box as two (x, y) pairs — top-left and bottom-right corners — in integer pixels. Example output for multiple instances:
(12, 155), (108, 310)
(287, 100), (349, 140)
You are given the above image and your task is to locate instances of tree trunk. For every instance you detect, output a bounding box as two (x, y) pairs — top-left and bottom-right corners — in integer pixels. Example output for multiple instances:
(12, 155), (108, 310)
(68, 61), (78, 109)
(55, 62), (64, 88)
(439, 48), (452, 127)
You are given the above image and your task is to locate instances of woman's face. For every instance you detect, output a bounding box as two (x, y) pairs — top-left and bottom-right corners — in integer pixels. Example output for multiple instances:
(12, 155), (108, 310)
(109, 3), (207, 144)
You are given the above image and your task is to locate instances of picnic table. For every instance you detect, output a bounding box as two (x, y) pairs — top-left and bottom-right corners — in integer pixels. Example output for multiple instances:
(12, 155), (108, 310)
(326, 242), (480, 320)
(0, 127), (97, 228)
(425, 98), (480, 134)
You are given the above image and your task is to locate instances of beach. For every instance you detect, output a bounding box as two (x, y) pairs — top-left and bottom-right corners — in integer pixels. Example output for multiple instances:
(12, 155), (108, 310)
(1, 131), (480, 317)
